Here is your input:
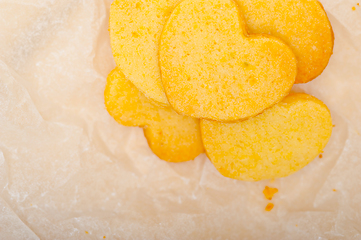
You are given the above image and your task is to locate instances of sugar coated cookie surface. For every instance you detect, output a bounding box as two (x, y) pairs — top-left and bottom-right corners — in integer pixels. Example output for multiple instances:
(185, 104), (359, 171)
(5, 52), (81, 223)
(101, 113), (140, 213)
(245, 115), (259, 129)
(110, 0), (181, 106)
(201, 93), (333, 181)
(160, 0), (297, 121)
(105, 68), (204, 162)
(236, 0), (333, 84)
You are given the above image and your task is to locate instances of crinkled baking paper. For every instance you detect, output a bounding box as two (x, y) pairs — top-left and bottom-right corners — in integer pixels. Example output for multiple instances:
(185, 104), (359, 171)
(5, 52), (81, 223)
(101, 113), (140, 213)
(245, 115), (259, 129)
(0, 0), (361, 239)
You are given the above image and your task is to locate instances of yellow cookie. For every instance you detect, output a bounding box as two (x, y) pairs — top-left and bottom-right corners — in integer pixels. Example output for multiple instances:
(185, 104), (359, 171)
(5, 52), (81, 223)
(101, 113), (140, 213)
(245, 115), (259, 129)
(160, 0), (297, 121)
(110, 0), (332, 106)
(105, 68), (204, 162)
(201, 93), (333, 181)
(236, 0), (334, 83)
(109, 0), (181, 106)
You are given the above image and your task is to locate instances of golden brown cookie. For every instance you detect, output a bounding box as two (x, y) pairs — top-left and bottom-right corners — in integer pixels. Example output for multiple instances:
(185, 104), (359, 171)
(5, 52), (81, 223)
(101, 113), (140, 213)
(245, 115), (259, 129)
(201, 93), (333, 181)
(105, 68), (204, 162)
(235, 0), (334, 83)
(160, 0), (297, 121)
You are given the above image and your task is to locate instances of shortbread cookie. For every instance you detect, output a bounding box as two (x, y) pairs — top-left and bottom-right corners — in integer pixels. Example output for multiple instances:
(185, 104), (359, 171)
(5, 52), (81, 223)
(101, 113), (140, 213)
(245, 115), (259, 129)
(236, 0), (334, 83)
(160, 0), (297, 121)
(110, 0), (332, 106)
(109, 0), (181, 106)
(143, 107), (204, 163)
(201, 93), (333, 181)
(105, 68), (204, 162)
(104, 68), (158, 127)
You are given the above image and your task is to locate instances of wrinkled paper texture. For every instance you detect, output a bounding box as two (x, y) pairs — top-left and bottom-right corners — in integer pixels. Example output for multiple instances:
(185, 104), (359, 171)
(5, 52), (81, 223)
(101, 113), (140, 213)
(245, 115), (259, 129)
(0, 0), (361, 239)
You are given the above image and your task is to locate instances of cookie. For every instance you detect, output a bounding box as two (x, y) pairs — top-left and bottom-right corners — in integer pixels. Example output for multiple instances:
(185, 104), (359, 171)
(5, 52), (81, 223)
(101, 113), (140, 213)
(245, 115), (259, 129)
(109, 0), (181, 106)
(201, 93), (333, 181)
(110, 0), (332, 106)
(235, 0), (334, 83)
(104, 68), (204, 162)
(104, 68), (158, 127)
(159, 0), (297, 121)
(143, 107), (204, 163)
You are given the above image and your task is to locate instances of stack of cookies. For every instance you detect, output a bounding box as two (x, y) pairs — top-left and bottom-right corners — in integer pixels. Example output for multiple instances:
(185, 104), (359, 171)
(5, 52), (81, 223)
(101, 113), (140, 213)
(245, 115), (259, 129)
(105, 0), (334, 181)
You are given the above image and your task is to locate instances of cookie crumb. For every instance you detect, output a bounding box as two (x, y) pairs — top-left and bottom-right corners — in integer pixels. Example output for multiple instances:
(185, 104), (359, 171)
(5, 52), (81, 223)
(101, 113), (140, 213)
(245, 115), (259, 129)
(85, 231), (88, 234)
(265, 203), (274, 211)
(352, 6), (356, 11)
(333, 189), (337, 192)
(333, 125), (336, 127)
(295, 224), (298, 227)
(263, 186), (278, 200)
(319, 154), (323, 158)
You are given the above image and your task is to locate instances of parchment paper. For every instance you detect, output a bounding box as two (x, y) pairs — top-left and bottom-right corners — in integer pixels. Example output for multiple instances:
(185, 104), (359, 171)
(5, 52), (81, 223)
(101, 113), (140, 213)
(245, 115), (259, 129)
(0, 0), (361, 239)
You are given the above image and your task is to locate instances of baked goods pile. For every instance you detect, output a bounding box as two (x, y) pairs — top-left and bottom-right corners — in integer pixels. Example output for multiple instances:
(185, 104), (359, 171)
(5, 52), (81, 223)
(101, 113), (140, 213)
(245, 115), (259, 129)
(105, 0), (334, 181)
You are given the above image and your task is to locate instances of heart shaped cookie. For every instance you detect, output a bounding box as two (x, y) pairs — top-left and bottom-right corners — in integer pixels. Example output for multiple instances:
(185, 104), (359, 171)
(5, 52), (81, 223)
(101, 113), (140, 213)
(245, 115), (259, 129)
(105, 68), (204, 162)
(110, 0), (332, 106)
(236, 0), (334, 83)
(110, 0), (182, 106)
(160, 0), (297, 121)
(200, 93), (333, 181)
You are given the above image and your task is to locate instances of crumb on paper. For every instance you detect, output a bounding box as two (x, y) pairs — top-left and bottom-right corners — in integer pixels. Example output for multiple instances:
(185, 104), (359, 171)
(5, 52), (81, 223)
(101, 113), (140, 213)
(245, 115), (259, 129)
(263, 186), (278, 200)
(333, 125), (336, 127)
(103, 236), (106, 239)
(352, 6), (356, 11)
(296, 224), (298, 227)
(333, 189), (337, 192)
(319, 154), (323, 158)
(85, 231), (89, 234)
(265, 203), (274, 211)
(357, 3), (360, 6)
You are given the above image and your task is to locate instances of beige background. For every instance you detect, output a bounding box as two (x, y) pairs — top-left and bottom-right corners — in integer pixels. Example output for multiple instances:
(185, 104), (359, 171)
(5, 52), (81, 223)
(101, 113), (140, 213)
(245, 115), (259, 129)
(0, 0), (361, 239)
